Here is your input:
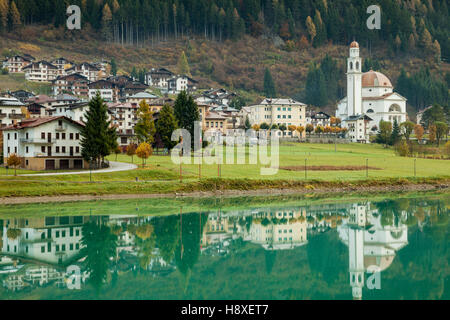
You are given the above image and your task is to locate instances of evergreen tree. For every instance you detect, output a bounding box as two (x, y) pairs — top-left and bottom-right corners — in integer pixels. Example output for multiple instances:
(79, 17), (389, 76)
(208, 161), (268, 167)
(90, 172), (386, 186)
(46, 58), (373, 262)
(155, 104), (178, 149)
(305, 64), (327, 106)
(8, 1), (20, 31)
(177, 50), (191, 76)
(135, 100), (156, 144)
(390, 119), (401, 145)
(110, 58), (118, 76)
(263, 68), (277, 98)
(102, 3), (113, 42)
(80, 92), (116, 168)
(0, 0), (8, 31)
(174, 91), (199, 144)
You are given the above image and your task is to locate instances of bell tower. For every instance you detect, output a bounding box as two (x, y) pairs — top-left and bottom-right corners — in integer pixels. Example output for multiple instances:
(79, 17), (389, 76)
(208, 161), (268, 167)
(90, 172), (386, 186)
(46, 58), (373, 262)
(347, 41), (362, 116)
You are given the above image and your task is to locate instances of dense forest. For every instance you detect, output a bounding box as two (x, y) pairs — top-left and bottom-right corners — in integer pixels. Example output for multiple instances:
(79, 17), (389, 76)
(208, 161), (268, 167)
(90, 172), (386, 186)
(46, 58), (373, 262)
(0, 0), (448, 59)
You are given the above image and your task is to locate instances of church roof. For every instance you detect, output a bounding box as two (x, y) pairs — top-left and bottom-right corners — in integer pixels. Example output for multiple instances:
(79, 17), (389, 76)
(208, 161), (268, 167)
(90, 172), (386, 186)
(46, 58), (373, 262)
(362, 70), (393, 88)
(350, 41), (359, 48)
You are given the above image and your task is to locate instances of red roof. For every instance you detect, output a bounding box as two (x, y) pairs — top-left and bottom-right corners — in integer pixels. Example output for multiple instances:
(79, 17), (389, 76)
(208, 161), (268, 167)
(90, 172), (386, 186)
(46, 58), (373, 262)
(0, 116), (85, 130)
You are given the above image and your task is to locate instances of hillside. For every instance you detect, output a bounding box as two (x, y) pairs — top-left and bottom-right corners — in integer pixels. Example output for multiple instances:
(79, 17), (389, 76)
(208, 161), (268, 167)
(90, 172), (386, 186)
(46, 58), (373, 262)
(1, 26), (448, 117)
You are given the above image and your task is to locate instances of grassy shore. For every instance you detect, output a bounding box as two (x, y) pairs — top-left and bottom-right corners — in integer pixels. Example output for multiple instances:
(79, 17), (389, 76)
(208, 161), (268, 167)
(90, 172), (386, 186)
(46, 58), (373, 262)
(0, 143), (449, 198)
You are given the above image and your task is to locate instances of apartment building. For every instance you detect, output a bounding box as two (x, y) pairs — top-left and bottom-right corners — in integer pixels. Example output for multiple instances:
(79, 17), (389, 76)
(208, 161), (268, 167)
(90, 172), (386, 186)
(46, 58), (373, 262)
(52, 73), (89, 97)
(23, 60), (59, 82)
(66, 63), (101, 82)
(0, 97), (25, 128)
(88, 80), (119, 102)
(108, 102), (137, 147)
(1, 116), (86, 170)
(2, 55), (35, 73)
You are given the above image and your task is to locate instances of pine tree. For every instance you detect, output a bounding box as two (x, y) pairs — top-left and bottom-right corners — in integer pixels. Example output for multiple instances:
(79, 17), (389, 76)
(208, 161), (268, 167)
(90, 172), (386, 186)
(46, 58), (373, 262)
(177, 50), (191, 76)
(263, 68), (277, 98)
(102, 3), (113, 42)
(432, 40), (441, 63)
(135, 100), (156, 144)
(80, 92), (116, 168)
(0, 0), (7, 30)
(174, 91), (199, 145)
(155, 104), (178, 149)
(110, 58), (117, 76)
(305, 16), (316, 44)
(8, 1), (20, 30)
(390, 119), (401, 145)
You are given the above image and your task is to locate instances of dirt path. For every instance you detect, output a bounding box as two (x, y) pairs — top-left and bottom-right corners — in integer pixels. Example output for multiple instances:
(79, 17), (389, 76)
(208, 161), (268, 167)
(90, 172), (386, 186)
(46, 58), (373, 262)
(0, 183), (448, 205)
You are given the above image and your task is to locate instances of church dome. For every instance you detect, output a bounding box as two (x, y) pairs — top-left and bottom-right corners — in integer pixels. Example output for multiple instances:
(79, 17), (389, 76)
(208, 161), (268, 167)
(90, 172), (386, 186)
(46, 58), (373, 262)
(350, 41), (359, 48)
(362, 70), (393, 88)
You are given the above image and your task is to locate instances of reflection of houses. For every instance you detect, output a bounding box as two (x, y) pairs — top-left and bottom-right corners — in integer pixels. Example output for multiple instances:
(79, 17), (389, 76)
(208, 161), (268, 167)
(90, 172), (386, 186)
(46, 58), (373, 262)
(1, 216), (89, 265)
(338, 203), (408, 300)
(249, 210), (307, 250)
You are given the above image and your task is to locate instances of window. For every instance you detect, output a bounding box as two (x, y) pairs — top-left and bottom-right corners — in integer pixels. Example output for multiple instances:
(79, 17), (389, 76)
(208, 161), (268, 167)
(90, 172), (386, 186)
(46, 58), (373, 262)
(62, 146), (66, 153)
(76, 133), (79, 140)
(62, 133), (66, 140)
(56, 231), (60, 238)
(70, 133), (74, 140)
(76, 147), (80, 153)
(41, 132), (45, 139)
(26, 146), (29, 153)
(41, 246), (45, 253)
(56, 132), (59, 139)
(41, 146), (45, 153)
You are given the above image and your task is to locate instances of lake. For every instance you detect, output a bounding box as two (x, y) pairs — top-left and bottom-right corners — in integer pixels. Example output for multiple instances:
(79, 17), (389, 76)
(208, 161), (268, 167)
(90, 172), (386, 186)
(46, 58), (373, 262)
(0, 192), (448, 300)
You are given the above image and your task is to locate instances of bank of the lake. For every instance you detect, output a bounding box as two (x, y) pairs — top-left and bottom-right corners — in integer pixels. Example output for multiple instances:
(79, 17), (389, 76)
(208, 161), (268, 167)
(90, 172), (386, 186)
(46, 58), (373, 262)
(0, 176), (448, 204)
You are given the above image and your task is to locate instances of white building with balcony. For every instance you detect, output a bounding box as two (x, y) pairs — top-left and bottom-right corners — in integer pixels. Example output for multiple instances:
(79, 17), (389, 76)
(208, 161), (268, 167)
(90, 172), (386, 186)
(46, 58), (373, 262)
(1, 116), (86, 170)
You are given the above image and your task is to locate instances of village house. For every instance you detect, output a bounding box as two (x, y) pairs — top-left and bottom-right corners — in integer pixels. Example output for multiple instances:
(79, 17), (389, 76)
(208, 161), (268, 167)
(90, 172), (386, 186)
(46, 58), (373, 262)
(1, 116), (86, 171)
(52, 73), (89, 97)
(2, 54), (35, 73)
(0, 97), (26, 128)
(122, 82), (149, 98)
(108, 102), (137, 147)
(88, 80), (119, 102)
(148, 97), (175, 113)
(305, 111), (331, 128)
(22, 61), (60, 82)
(197, 88), (237, 107)
(125, 92), (158, 107)
(9, 90), (35, 104)
(247, 98), (307, 137)
(26, 102), (47, 118)
(51, 102), (90, 123)
(145, 68), (174, 89)
(50, 57), (74, 71)
(66, 63), (101, 82)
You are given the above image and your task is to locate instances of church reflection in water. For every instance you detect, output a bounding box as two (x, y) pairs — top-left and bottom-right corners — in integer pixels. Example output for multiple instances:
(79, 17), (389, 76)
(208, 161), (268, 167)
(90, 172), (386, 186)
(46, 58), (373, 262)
(0, 199), (429, 299)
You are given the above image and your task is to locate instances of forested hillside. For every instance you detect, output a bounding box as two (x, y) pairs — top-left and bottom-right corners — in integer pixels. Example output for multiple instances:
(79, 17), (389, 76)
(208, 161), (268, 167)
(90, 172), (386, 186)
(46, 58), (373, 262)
(0, 0), (448, 115)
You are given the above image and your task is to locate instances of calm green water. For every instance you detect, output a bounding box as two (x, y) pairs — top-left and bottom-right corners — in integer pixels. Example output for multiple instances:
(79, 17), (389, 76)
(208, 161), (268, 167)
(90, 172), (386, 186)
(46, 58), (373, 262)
(0, 192), (448, 300)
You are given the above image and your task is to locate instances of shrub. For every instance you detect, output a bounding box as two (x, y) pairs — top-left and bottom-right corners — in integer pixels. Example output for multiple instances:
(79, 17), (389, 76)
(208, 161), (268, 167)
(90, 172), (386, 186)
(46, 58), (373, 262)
(395, 140), (410, 157)
(444, 141), (450, 158)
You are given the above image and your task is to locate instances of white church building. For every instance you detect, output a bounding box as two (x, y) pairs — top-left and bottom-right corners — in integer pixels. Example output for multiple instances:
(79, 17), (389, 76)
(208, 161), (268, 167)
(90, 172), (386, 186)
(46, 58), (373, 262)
(336, 41), (407, 142)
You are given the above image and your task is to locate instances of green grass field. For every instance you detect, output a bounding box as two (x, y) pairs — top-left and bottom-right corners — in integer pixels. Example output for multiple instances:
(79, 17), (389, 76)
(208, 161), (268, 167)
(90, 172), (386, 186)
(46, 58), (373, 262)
(0, 73), (53, 94)
(0, 143), (449, 197)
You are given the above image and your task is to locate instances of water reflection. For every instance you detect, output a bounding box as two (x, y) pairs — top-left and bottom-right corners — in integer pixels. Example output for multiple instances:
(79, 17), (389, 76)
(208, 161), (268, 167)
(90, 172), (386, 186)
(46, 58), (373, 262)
(0, 196), (448, 299)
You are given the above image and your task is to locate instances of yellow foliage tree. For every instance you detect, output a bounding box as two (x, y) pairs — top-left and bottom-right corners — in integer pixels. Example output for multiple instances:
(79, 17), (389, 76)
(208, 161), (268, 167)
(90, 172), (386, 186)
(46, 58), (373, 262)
(7, 153), (21, 176)
(136, 142), (152, 167)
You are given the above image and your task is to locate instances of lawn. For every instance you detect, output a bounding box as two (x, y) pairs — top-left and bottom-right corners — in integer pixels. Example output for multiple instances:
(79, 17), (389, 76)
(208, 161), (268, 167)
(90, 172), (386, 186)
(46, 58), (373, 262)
(0, 143), (449, 197)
